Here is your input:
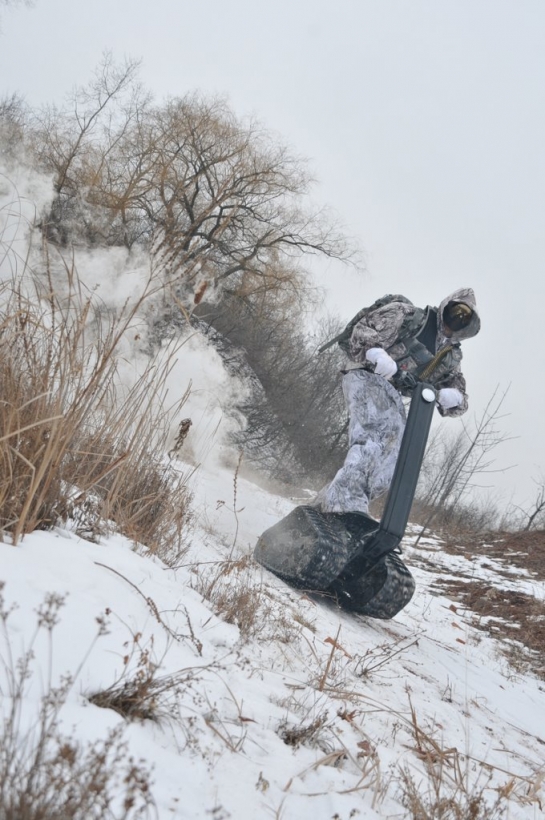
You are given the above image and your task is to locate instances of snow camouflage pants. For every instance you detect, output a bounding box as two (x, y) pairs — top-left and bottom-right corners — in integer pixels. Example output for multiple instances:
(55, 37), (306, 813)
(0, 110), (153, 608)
(317, 370), (406, 515)
(315, 369), (416, 619)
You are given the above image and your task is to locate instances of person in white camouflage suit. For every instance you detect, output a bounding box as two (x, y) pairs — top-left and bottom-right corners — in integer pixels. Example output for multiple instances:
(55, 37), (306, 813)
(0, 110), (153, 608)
(316, 287), (481, 618)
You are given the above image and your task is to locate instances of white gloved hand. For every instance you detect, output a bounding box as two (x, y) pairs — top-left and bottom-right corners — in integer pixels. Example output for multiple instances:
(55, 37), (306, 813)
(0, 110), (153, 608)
(365, 347), (398, 379)
(437, 388), (464, 409)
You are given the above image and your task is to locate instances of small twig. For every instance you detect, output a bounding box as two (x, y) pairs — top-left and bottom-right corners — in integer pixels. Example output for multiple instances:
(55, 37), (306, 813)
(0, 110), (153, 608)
(357, 637), (420, 677)
(230, 451), (244, 555)
(204, 718), (240, 753)
(318, 623), (342, 691)
(94, 561), (181, 644)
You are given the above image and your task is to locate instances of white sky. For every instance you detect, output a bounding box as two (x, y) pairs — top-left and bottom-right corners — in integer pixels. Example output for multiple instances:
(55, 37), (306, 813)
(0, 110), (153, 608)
(2, 0), (545, 508)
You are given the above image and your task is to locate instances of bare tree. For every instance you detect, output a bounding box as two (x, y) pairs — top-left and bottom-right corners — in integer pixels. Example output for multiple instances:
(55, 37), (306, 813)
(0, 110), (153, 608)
(146, 96), (353, 292)
(28, 53), (146, 246)
(511, 472), (545, 531)
(414, 387), (513, 539)
(0, 94), (28, 162)
(20, 56), (357, 300)
(194, 285), (348, 483)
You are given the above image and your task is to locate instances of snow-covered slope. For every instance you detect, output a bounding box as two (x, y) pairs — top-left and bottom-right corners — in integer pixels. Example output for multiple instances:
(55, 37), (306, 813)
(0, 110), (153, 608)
(1, 457), (544, 819)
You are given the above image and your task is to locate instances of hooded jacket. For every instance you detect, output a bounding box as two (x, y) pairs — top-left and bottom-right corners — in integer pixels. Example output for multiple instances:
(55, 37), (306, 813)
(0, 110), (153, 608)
(348, 288), (480, 417)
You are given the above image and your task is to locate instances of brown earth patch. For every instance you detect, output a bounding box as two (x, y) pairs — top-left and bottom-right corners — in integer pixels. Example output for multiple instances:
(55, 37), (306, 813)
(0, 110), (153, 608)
(440, 529), (545, 581)
(431, 577), (545, 680)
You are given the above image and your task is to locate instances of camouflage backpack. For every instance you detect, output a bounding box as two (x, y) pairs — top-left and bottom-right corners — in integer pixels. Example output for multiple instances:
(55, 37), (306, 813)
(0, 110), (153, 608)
(319, 294), (419, 355)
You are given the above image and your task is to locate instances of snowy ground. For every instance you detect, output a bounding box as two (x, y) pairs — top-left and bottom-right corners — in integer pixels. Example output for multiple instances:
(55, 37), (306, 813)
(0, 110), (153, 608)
(1, 456), (544, 819)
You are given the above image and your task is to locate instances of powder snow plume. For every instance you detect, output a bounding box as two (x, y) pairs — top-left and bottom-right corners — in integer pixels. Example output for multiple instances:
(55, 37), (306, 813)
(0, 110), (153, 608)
(0, 163), (53, 284)
(0, 160), (248, 471)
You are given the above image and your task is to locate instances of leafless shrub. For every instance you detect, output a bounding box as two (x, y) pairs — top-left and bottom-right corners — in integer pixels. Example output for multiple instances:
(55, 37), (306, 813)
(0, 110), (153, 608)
(196, 291), (349, 484)
(87, 632), (195, 726)
(277, 703), (383, 800)
(196, 558), (269, 640)
(278, 711), (333, 752)
(0, 586), (156, 820)
(204, 569), (262, 639)
(414, 388), (513, 540)
(398, 699), (543, 819)
(410, 493), (507, 540)
(194, 556), (300, 644)
(510, 471), (545, 532)
(0, 723), (155, 820)
(93, 563), (203, 655)
(0, 720), (155, 820)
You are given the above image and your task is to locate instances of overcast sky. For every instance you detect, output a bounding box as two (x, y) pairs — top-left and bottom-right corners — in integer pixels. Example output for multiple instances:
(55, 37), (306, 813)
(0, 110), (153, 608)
(2, 0), (544, 509)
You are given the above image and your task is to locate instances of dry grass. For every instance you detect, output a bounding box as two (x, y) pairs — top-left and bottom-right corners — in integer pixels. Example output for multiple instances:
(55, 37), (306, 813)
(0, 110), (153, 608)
(87, 634), (195, 726)
(0, 722), (155, 820)
(0, 264), (191, 560)
(194, 555), (301, 643)
(441, 529), (545, 581)
(399, 765), (504, 820)
(0, 585), (155, 820)
(422, 529), (545, 679)
(397, 700), (542, 819)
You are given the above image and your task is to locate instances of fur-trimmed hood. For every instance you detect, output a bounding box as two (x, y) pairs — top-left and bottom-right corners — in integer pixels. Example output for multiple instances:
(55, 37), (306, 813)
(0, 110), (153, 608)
(437, 288), (481, 342)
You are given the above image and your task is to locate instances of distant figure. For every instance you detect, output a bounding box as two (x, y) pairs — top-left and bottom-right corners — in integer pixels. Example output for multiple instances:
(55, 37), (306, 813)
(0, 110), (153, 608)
(316, 288), (481, 516)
